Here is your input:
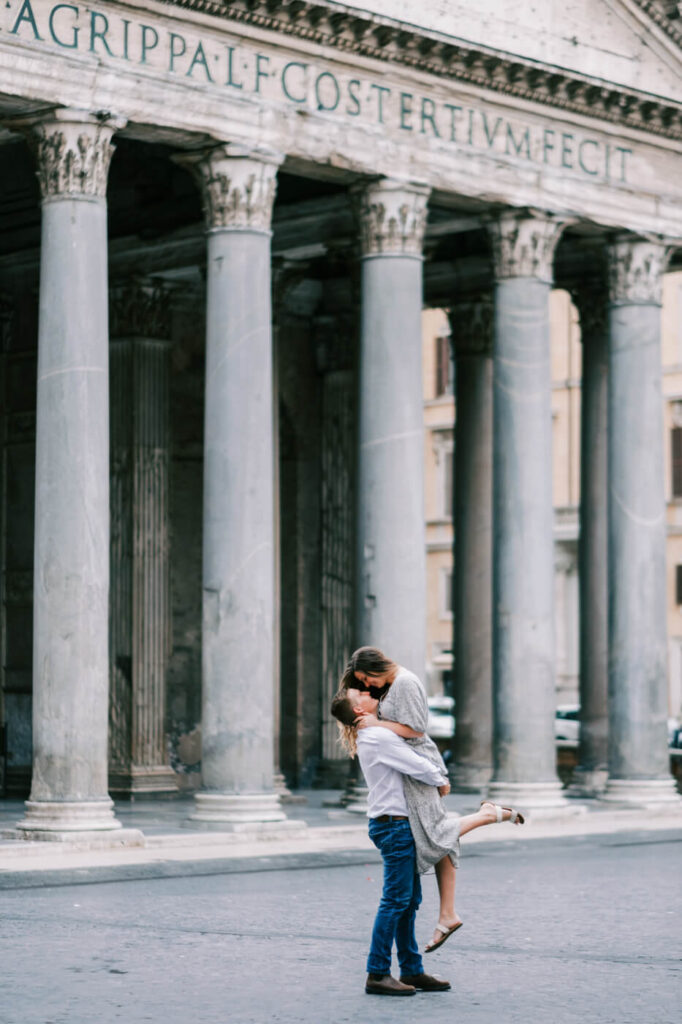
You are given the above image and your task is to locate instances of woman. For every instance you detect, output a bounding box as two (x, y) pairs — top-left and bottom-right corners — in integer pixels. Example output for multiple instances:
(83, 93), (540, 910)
(339, 646), (524, 953)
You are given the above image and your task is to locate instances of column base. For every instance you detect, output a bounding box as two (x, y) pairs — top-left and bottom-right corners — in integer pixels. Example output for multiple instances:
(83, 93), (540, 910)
(4, 827), (144, 846)
(599, 777), (682, 809)
(16, 798), (123, 834)
(273, 772), (308, 805)
(108, 765), (178, 798)
(485, 780), (581, 818)
(341, 782), (369, 815)
(186, 791), (289, 828)
(566, 767), (609, 799)
(449, 761), (493, 793)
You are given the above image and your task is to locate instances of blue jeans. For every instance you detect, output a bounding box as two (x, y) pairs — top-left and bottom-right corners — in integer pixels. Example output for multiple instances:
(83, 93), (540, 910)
(366, 818), (424, 977)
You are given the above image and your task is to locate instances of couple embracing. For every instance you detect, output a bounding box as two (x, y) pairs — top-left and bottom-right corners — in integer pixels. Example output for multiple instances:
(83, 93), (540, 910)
(331, 646), (525, 997)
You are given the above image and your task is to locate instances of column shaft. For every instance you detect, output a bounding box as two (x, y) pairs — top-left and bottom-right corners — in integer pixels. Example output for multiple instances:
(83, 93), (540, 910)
(487, 212), (568, 811)
(603, 240), (678, 805)
(18, 112), (124, 834)
(571, 286), (609, 795)
(354, 180), (429, 677)
(182, 147), (290, 826)
(450, 299), (493, 791)
(108, 284), (175, 796)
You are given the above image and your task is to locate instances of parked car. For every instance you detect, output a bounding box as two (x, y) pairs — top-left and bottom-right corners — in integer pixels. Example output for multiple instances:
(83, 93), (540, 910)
(427, 695), (455, 741)
(555, 704), (580, 743)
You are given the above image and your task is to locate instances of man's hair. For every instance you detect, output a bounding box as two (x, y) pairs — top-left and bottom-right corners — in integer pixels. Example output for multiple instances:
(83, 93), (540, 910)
(331, 692), (357, 728)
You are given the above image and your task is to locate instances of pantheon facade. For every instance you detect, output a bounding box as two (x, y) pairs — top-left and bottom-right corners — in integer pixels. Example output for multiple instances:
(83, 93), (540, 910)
(0, 0), (681, 835)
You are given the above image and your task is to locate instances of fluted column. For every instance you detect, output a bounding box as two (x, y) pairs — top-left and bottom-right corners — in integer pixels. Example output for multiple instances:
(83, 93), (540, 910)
(568, 282), (610, 797)
(449, 296), (494, 791)
(487, 210), (569, 811)
(602, 239), (679, 806)
(108, 280), (176, 796)
(182, 146), (289, 826)
(352, 179), (430, 677)
(17, 110), (125, 835)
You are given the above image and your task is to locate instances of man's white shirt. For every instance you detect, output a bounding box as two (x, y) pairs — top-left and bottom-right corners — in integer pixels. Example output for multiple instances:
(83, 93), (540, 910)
(356, 727), (448, 818)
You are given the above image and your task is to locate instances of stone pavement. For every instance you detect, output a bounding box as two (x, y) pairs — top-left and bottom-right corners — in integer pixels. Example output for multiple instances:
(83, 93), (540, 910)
(1, 824), (681, 1024)
(1, 789), (681, 887)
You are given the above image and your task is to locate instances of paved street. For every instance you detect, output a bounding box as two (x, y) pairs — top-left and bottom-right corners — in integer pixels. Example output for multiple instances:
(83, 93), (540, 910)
(2, 828), (681, 1024)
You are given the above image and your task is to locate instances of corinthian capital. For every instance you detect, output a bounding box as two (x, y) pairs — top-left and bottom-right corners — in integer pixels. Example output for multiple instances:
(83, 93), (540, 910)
(490, 210), (568, 283)
(179, 146), (282, 232)
(607, 239), (672, 305)
(448, 295), (494, 357)
(19, 110), (124, 201)
(109, 279), (176, 341)
(352, 179), (430, 257)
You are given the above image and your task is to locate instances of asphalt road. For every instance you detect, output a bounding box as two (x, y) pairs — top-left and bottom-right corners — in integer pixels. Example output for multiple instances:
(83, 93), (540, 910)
(2, 830), (681, 1024)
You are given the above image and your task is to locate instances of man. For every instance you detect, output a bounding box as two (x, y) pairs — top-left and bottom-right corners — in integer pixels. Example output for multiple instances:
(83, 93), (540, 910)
(331, 687), (451, 996)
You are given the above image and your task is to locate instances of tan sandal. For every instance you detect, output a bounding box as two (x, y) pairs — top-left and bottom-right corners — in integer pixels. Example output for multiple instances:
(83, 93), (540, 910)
(424, 920), (463, 953)
(480, 801), (525, 825)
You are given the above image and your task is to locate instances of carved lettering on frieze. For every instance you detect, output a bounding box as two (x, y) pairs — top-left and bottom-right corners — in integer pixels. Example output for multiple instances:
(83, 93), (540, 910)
(449, 295), (494, 356)
(607, 239), (672, 305)
(490, 211), (568, 283)
(352, 180), (430, 257)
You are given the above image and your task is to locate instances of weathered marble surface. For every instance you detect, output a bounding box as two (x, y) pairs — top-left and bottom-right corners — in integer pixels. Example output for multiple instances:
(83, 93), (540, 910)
(603, 240), (678, 804)
(189, 149), (286, 825)
(355, 181), (428, 679)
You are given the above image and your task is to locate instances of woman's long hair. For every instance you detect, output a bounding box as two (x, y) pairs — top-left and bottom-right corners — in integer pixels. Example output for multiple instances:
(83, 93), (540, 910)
(330, 691), (358, 757)
(338, 646), (398, 695)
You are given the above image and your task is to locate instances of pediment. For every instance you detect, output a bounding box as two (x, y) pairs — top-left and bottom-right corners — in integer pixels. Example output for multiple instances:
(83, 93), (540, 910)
(332, 0), (682, 103)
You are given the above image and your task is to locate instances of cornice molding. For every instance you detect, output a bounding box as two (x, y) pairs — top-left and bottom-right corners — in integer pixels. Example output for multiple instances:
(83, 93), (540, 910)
(164, 0), (682, 141)
(633, 1), (682, 48)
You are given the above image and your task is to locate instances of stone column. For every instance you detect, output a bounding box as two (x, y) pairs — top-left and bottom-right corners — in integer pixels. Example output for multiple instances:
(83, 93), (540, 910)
(568, 283), (610, 797)
(602, 239), (679, 806)
(352, 179), (430, 678)
(448, 296), (494, 792)
(487, 210), (569, 812)
(182, 146), (292, 827)
(16, 111), (130, 836)
(108, 280), (176, 797)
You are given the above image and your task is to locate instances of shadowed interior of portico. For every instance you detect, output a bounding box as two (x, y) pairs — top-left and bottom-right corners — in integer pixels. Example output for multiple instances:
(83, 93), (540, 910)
(0, 113), (680, 807)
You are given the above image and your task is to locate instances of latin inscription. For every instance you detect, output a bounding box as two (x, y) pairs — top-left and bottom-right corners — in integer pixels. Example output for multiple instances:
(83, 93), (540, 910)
(4, 0), (633, 183)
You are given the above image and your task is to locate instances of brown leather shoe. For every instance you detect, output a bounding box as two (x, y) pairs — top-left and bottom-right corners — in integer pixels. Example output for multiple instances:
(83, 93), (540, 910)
(365, 974), (416, 996)
(400, 972), (451, 991)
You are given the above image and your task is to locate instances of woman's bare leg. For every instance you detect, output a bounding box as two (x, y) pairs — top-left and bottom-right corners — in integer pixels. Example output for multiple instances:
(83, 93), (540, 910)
(429, 856), (461, 947)
(428, 803), (517, 945)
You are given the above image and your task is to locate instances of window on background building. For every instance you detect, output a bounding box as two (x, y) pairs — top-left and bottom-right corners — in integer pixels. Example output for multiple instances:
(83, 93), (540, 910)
(439, 567), (453, 619)
(434, 330), (453, 397)
(672, 426), (682, 498)
(433, 431), (454, 519)
(676, 565), (682, 605)
(443, 447), (453, 518)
